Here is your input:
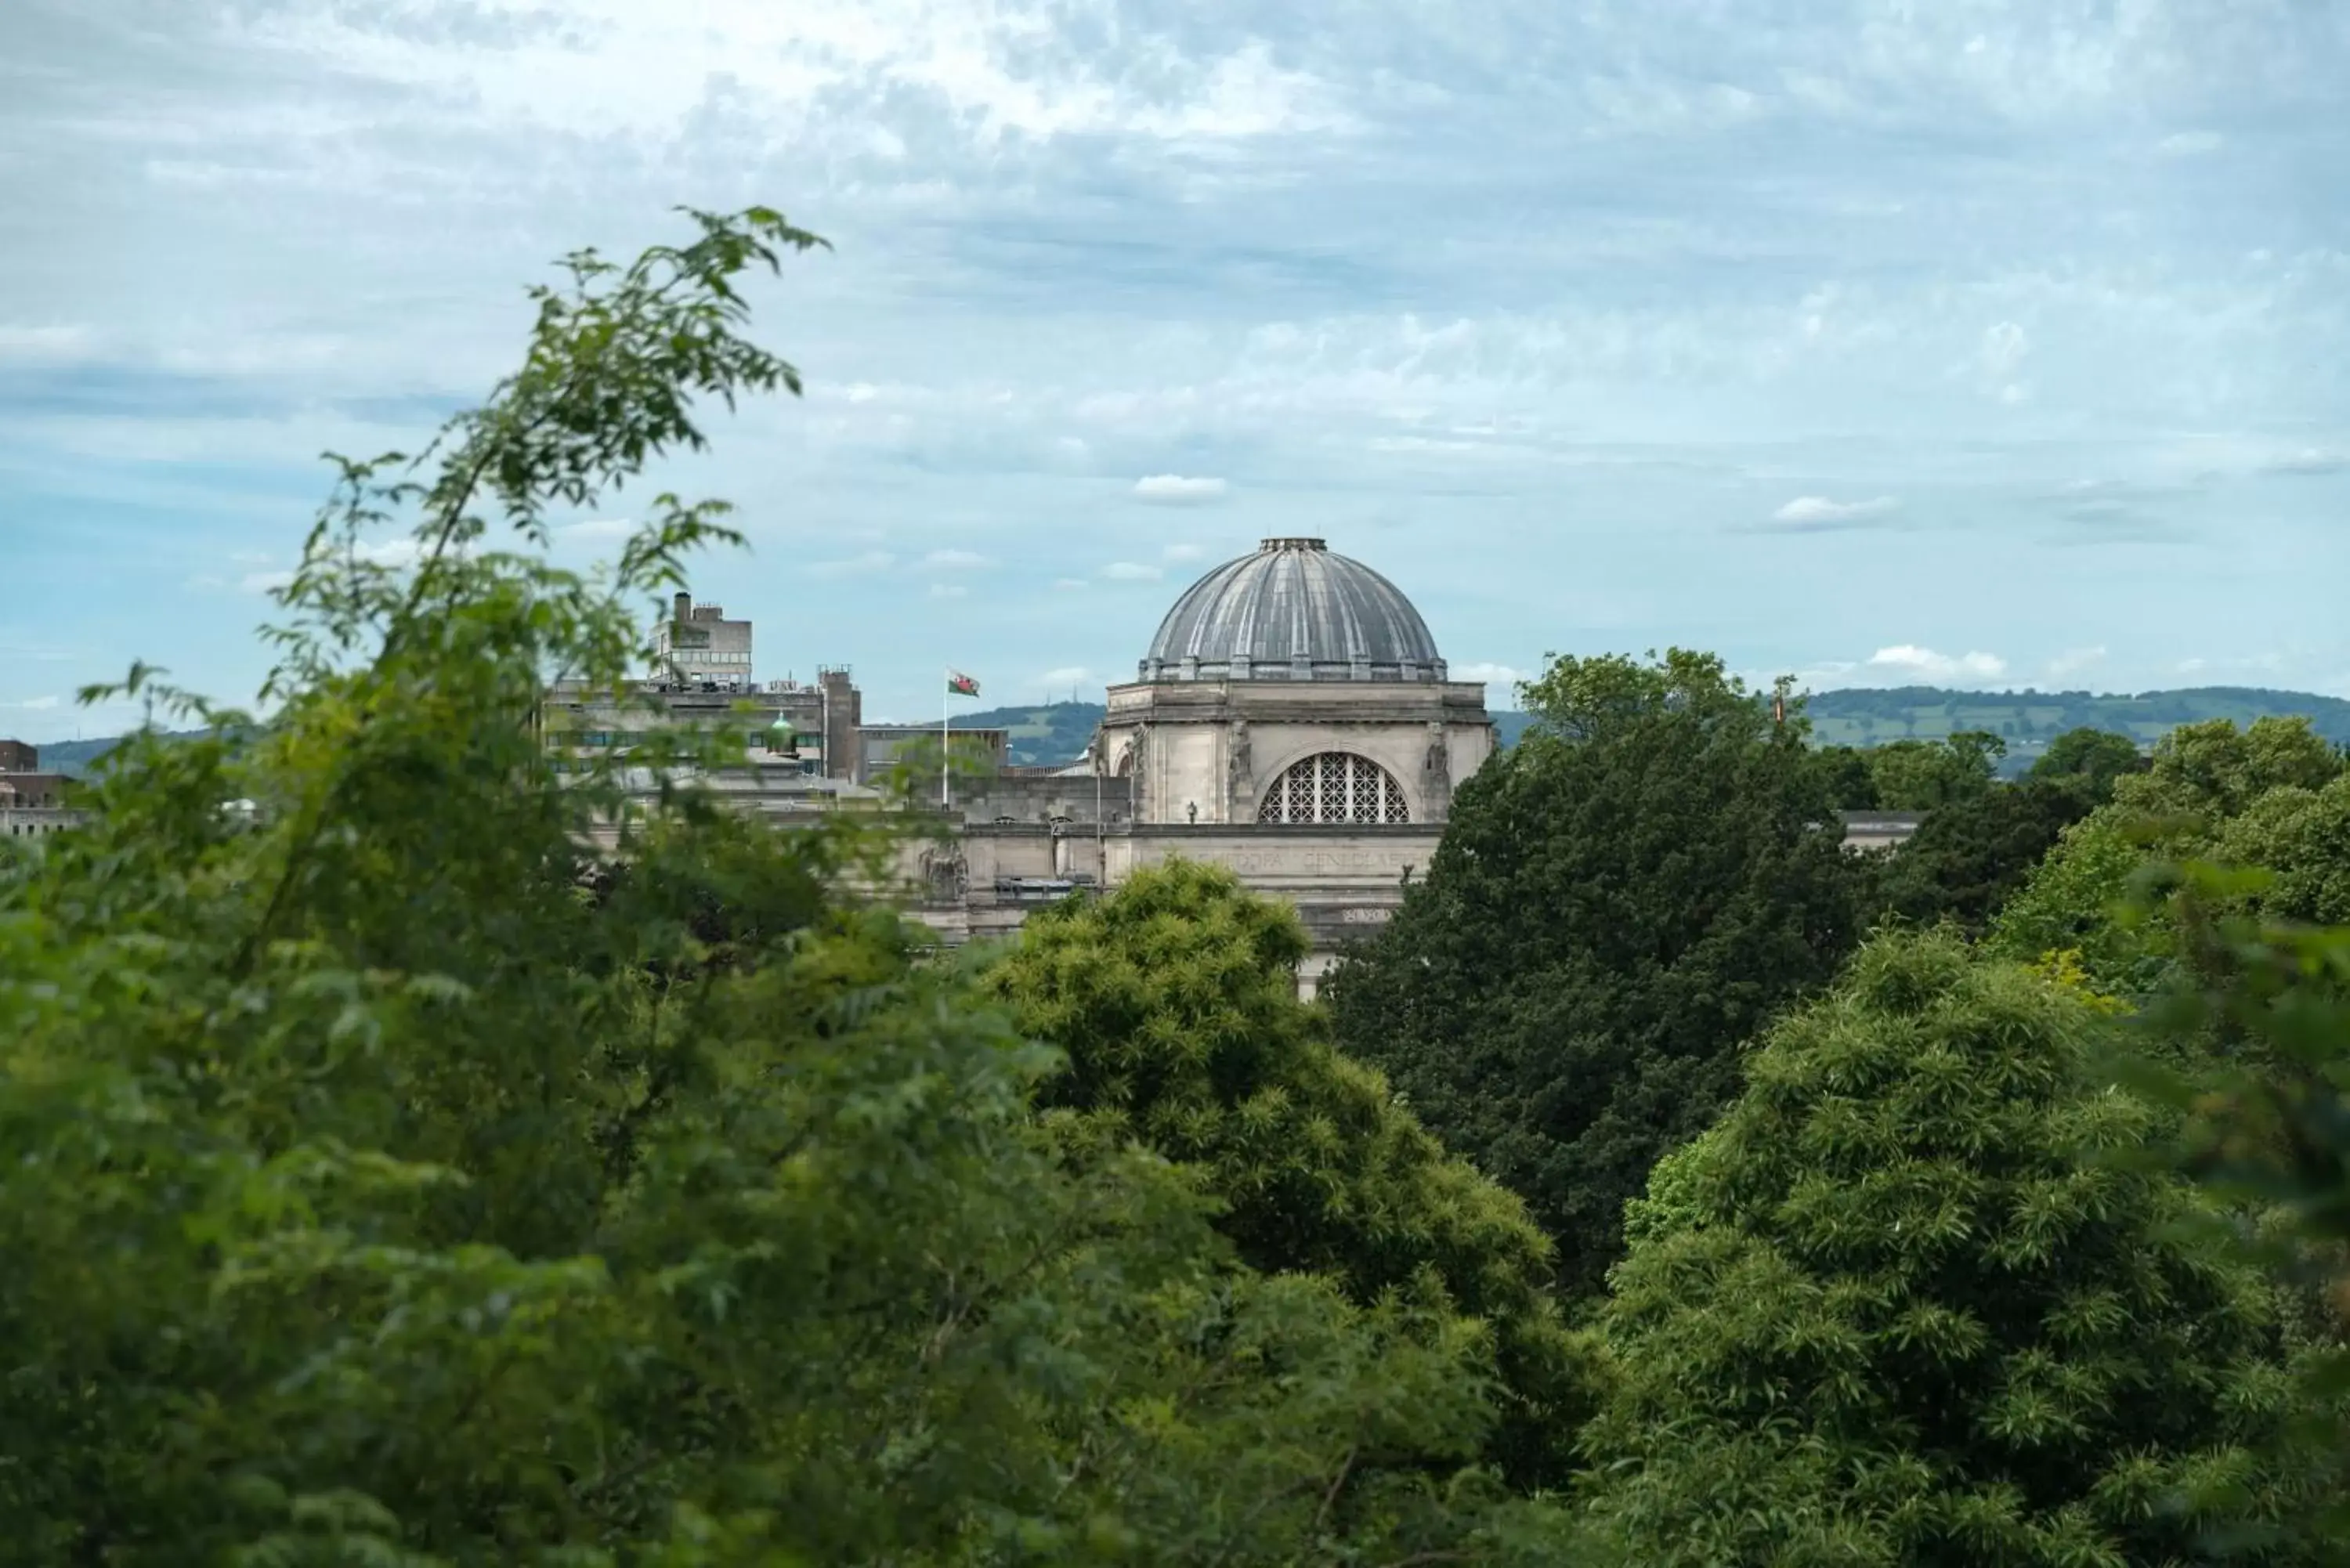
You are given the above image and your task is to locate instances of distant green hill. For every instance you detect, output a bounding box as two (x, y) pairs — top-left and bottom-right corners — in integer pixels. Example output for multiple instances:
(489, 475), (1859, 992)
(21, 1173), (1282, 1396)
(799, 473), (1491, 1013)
(962, 686), (2350, 771)
(33, 686), (2348, 779)
(1799, 686), (2350, 769)
(956, 703), (1109, 768)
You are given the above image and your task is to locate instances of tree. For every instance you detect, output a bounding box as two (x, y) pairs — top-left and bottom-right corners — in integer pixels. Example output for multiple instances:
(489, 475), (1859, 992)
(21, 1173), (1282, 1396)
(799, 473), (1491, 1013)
(2027, 725), (2146, 795)
(2121, 873), (2350, 1548)
(0, 209), (1563, 1566)
(1578, 930), (2312, 1566)
(1868, 727), (2146, 938)
(1993, 717), (2350, 993)
(1866, 730), (2005, 810)
(1325, 649), (1870, 1300)
(1810, 744), (1879, 810)
(985, 859), (1600, 1489)
(1871, 776), (2098, 936)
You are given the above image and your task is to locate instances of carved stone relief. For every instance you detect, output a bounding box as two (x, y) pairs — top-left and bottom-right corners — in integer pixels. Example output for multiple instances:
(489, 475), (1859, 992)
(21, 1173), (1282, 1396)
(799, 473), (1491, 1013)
(1226, 718), (1253, 821)
(918, 844), (968, 903)
(1420, 721), (1453, 820)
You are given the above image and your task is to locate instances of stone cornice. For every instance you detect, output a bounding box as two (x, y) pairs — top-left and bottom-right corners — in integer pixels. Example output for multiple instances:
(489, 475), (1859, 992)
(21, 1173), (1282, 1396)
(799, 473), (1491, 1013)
(1101, 679), (1491, 727)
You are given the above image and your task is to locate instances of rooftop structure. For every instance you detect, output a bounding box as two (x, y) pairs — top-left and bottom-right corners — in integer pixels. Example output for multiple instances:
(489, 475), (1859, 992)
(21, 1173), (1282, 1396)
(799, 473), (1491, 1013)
(651, 591), (754, 692)
(1138, 537), (1448, 684)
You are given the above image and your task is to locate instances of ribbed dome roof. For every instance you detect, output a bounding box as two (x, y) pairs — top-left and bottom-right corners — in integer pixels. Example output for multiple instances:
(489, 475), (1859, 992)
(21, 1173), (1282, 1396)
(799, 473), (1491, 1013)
(1139, 537), (1447, 683)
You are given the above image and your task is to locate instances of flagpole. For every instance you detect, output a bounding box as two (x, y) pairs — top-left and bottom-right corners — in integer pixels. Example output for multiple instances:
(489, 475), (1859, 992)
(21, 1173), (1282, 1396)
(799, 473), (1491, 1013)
(942, 667), (951, 811)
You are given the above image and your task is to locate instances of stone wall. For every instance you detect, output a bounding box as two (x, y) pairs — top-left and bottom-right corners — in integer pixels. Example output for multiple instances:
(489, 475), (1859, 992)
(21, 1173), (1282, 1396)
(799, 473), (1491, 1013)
(959, 770), (1133, 826)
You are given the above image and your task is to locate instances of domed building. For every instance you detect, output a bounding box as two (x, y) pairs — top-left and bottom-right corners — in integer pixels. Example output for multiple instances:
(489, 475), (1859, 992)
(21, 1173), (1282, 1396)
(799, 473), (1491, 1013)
(1099, 536), (1491, 831)
(930, 537), (1495, 996)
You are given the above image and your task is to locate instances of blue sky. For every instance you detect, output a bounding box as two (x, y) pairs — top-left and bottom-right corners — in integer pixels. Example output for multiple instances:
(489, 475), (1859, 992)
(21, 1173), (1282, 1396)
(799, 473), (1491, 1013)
(2, 0), (2346, 742)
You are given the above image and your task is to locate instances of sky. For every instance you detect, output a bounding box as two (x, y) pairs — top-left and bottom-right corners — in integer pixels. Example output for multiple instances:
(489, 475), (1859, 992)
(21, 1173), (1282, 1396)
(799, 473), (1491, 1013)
(2, 0), (2347, 742)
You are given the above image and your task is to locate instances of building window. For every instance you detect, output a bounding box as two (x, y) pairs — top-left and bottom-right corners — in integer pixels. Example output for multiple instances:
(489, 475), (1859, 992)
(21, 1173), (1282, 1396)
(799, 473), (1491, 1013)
(1257, 753), (1408, 825)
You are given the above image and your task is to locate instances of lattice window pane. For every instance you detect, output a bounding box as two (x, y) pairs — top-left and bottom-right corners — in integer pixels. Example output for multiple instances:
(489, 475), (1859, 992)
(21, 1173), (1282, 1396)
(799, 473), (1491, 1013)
(1318, 760), (1346, 820)
(1257, 752), (1412, 826)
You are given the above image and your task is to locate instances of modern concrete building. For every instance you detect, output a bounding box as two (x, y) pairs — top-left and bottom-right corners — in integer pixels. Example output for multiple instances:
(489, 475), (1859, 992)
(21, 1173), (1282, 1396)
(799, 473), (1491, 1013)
(1838, 811), (1925, 854)
(0, 740), (83, 840)
(652, 593), (755, 692)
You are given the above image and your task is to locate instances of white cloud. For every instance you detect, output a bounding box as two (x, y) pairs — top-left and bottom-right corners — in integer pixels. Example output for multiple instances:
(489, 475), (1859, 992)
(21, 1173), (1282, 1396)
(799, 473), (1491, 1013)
(1867, 645), (2008, 684)
(928, 582), (968, 599)
(922, 547), (989, 570)
(1769, 495), (1900, 527)
(355, 537), (425, 568)
(2158, 131), (2224, 156)
(1051, 578), (1090, 591)
(9, 1), (2348, 724)
(2044, 645), (2108, 680)
(1976, 320), (2030, 403)
(1036, 665), (1093, 692)
(1, 695), (62, 711)
(1132, 475), (1229, 506)
(808, 551), (898, 578)
(1162, 543), (1209, 562)
(1101, 561), (1163, 581)
(226, 4), (1348, 152)
(1452, 661), (1528, 697)
(2263, 448), (2347, 475)
(554, 517), (635, 544)
(0, 324), (93, 367)
(240, 569), (295, 594)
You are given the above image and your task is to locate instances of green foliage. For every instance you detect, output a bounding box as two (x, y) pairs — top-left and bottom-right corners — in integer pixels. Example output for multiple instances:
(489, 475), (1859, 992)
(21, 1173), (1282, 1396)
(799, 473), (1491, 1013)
(2027, 726), (2148, 794)
(2118, 875), (2350, 1545)
(950, 703), (1108, 768)
(0, 209), (1567, 1566)
(1865, 729), (2005, 810)
(1516, 646), (1777, 742)
(1580, 930), (2313, 1566)
(1870, 724), (2157, 941)
(1802, 685), (2350, 758)
(984, 860), (1600, 1490)
(52, 692), (2350, 781)
(1325, 649), (1870, 1301)
(1992, 717), (2350, 992)
(1810, 744), (1881, 810)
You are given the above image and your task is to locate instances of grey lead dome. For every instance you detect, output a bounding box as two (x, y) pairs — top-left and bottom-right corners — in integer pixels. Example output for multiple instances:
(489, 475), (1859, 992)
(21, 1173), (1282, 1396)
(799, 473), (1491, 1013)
(1139, 537), (1448, 683)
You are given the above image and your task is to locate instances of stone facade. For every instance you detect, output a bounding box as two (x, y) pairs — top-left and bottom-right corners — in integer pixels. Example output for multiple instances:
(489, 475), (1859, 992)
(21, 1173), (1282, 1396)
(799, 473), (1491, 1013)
(912, 537), (1491, 997)
(652, 593), (755, 688)
(566, 543), (1919, 999)
(1094, 678), (1491, 829)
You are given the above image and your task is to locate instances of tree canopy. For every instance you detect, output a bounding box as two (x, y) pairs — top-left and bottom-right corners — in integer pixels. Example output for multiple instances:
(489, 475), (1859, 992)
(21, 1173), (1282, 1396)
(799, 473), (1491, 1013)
(1579, 930), (2313, 1566)
(1993, 716), (2350, 992)
(0, 208), (1567, 1567)
(984, 859), (1600, 1488)
(1864, 729), (2006, 810)
(1865, 726), (2146, 938)
(1325, 649), (1870, 1299)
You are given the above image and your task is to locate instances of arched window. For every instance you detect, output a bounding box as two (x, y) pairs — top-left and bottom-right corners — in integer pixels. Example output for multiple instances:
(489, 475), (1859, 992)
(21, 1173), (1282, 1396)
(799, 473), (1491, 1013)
(1257, 752), (1409, 825)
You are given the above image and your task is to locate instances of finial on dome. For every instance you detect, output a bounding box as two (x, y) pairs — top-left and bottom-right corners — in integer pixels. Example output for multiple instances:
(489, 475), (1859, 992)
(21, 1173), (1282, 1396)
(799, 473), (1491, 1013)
(1259, 537), (1327, 552)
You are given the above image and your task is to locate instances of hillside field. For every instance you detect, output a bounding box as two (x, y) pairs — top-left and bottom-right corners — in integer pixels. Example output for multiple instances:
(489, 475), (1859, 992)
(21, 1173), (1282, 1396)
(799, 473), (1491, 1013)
(21, 686), (2350, 777)
(961, 685), (2350, 771)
